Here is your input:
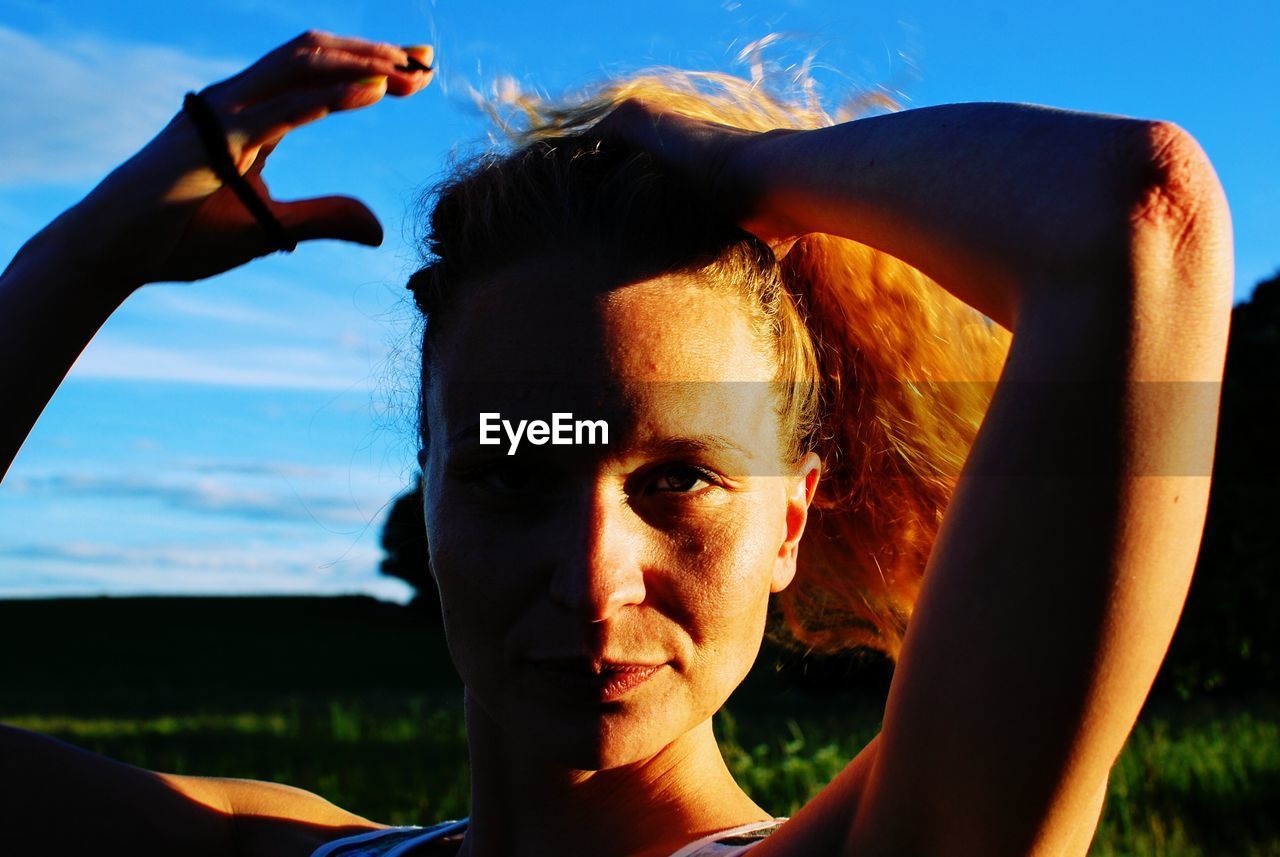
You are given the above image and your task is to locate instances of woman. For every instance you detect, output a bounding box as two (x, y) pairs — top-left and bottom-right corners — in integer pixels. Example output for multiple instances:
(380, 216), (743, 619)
(0, 29), (1232, 857)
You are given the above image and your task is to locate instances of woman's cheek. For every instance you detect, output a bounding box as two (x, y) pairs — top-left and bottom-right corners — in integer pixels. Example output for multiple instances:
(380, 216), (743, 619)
(665, 501), (778, 632)
(432, 517), (536, 608)
(426, 489), (543, 644)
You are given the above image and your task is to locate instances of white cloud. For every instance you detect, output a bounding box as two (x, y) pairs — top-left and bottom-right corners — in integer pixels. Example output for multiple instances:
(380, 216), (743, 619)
(69, 337), (379, 390)
(178, 459), (328, 479)
(139, 289), (299, 329)
(6, 470), (391, 527)
(0, 539), (412, 602)
(0, 539), (365, 572)
(0, 25), (243, 188)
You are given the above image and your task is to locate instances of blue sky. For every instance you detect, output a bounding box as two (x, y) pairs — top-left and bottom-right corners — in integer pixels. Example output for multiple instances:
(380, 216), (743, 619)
(2, 0), (1276, 601)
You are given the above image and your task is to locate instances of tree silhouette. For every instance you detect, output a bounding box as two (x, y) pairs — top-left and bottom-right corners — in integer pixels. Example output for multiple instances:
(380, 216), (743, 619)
(1155, 271), (1280, 698)
(379, 475), (440, 620)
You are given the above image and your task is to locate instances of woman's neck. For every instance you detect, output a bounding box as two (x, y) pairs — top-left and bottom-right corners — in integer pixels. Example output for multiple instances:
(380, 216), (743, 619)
(455, 688), (771, 857)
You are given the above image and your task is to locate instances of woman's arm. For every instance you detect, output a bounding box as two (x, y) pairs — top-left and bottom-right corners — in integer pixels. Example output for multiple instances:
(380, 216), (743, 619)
(729, 101), (1230, 330)
(0, 31), (432, 480)
(734, 106), (1232, 857)
(0, 724), (382, 856)
(0, 31), (432, 854)
(606, 101), (1232, 856)
(0, 211), (140, 480)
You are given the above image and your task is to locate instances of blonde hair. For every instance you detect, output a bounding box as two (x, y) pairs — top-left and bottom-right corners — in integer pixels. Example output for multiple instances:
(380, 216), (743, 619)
(411, 69), (1011, 661)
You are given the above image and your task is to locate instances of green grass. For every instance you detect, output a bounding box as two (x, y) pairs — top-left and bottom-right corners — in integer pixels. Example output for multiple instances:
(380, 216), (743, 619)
(7, 693), (1275, 854)
(1092, 703), (1279, 856)
(2, 597), (1276, 855)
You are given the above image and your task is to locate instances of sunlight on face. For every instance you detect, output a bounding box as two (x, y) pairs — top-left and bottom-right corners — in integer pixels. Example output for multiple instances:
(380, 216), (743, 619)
(420, 251), (813, 770)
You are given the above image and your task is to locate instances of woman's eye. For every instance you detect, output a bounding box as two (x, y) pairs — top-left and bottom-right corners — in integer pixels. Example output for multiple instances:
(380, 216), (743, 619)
(479, 462), (535, 492)
(452, 460), (537, 494)
(650, 465), (716, 494)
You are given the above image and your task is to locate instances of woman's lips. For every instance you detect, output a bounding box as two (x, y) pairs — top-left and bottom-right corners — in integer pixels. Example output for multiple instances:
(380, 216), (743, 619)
(527, 660), (664, 702)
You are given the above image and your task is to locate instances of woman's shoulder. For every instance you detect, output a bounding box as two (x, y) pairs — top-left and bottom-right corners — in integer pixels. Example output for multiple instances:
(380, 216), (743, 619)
(310, 819), (468, 857)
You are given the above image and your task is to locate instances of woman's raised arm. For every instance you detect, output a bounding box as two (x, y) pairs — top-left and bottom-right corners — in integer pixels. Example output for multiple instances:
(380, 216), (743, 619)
(0, 31), (432, 855)
(605, 101), (1233, 856)
(0, 31), (433, 480)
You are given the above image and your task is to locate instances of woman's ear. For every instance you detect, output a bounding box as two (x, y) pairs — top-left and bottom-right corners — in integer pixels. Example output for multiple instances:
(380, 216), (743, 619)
(771, 451), (822, 593)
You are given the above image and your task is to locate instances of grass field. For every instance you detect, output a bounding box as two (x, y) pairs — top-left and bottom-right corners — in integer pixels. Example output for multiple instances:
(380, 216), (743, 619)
(1, 596), (1276, 856)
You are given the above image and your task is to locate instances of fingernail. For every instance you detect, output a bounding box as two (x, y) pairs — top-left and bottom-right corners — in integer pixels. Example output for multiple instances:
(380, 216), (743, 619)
(396, 57), (433, 73)
(355, 75), (388, 87)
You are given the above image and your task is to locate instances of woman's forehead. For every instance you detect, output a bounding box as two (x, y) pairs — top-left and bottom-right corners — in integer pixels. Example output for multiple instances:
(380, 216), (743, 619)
(435, 378), (785, 476)
(424, 259), (785, 469)
(432, 261), (773, 386)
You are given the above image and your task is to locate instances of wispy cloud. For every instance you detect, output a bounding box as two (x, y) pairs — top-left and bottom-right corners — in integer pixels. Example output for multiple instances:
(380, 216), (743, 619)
(139, 289), (301, 330)
(178, 459), (328, 479)
(70, 337), (379, 391)
(0, 25), (243, 188)
(6, 471), (389, 527)
(0, 539), (411, 601)
(0, 539), (372, 573)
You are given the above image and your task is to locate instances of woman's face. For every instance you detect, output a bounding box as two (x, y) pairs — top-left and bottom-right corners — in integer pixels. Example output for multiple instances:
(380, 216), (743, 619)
(420, 251), (819, 771)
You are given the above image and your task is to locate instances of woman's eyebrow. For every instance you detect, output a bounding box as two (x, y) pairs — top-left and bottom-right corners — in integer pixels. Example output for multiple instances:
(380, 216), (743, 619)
(631, 435), (756, 460)
(448, 423), (483, 445)
(446, 423), (755, 459)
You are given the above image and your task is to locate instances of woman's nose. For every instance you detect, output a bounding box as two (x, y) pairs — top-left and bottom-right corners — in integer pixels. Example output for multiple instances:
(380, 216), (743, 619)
(547, 487), (648, 622)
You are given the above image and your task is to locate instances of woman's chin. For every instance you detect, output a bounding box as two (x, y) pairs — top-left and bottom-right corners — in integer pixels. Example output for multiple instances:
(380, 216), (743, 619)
(527, 722), (669, 772)
(505, 685), (679, 771)
(527, 701), (664, 768)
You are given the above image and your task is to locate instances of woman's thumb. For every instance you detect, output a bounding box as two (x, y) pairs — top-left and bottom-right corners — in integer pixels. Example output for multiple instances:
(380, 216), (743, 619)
(275, 195), (383, 247)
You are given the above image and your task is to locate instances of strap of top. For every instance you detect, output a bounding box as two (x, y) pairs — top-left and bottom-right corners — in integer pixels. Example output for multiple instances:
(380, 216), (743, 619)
(311, 816), (786, 857)
(310, 819), (467, 857)
(668, 819), (789, 857)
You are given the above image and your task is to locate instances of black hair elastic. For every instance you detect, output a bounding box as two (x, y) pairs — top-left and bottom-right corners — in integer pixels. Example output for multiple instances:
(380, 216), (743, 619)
(182, 91), (297, 254)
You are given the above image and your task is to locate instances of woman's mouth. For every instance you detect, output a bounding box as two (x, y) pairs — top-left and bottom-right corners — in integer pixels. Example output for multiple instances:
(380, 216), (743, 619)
(527, 659), (665, 702)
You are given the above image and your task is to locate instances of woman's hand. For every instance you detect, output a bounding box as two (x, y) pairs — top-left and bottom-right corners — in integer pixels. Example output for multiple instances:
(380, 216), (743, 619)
(0, 31), (433, 480)
(591, 99), (803, 259)
(62, 31), (434, 288)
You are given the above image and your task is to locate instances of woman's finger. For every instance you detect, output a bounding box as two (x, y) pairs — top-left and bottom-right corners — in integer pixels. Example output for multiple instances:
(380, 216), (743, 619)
(402, 44), (434, 71)
(232, 78), (392, 148)
(273, 194), (383, 247)
(591, 97), (663, 151)
(243, 138), (281, 177)
(250, 47), (402, 102)
(309, 30), (409, 64)
(388, 45), (435, 97)
(769, 236), (800, 260)
(209, 31), (428, 106)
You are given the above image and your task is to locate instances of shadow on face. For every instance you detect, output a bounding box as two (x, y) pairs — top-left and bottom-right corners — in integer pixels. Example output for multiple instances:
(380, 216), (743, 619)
(416, 249), (820, 770)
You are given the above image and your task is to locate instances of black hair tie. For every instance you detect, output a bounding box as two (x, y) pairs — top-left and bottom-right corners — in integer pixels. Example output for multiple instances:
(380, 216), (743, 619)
(182, 90), (297, 254)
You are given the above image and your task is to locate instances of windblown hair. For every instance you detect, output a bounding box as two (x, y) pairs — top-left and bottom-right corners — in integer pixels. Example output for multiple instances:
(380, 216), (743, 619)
(410, 70), (1011, 661)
